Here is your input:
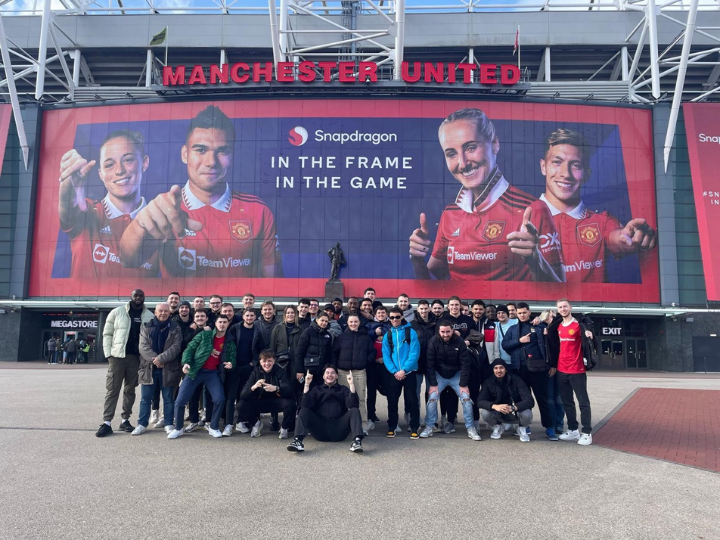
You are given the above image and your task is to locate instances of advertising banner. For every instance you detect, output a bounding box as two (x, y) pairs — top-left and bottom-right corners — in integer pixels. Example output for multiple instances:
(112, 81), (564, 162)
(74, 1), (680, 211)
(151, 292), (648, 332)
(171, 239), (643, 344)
(30, 100), (659, 302)
(684, 103), (720, 301)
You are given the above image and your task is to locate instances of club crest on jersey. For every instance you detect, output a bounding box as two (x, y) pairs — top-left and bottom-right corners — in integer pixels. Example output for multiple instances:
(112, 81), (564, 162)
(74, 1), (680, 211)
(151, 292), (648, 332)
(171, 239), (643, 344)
(578, 223), (601, 246)
(568, 328), (576, 335)
(230, 220), (252, 243)
(483, 221), (505, 242)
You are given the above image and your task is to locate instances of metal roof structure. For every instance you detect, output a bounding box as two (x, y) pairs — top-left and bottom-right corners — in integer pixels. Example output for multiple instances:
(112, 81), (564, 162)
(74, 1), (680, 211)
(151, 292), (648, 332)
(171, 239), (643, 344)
(0, 0), (719, 168)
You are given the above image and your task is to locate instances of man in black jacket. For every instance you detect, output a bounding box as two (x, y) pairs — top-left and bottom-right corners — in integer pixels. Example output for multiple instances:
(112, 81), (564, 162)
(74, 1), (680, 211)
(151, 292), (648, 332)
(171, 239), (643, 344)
(478, 359), (534, 442)
(332, 314), (375, 432)
(224, 309), (261, 436)
(501, 302), (557, 441)
(295, 313), (333, 390)
(410, 300), (436, 424)
(419, 321), (481, 441)
(236, 349), (296, 439)
(287, 365), (364, 453)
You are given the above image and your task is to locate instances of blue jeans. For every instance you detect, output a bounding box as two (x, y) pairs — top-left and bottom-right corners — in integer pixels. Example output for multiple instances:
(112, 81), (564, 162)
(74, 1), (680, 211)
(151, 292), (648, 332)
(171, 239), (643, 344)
(51, 351), (59, 364)
(425, 371), (474, 429)
(174, 369), (225, 431)
(547, 372), (565, 429)
(138, 369), (175, 427)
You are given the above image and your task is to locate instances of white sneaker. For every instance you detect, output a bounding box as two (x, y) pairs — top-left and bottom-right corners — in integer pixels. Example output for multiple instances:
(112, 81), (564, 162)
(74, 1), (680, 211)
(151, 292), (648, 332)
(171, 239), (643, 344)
(251, 420), (263, 438)
(222, 425), (233, 437)
(164, 425), (173, 434)
(419, 426), (434, 438)
(149, 410), (159, 425)
(131, 425), (146, 436)
(208, 428), (223, 438)
(167, 429), (184, 439)
(490, 424), (503, 440)
(154, 418), (165, 429)
(279, 428), (289, 439)
(184, 422), (199, 433)
(236, 422), (250, 434)
(467, 427), (482, 441)
(366, 420), (375, 431)
(577, 433), (593, 446)
(517, 426), (530, 443)
(558, 429), (581, 441)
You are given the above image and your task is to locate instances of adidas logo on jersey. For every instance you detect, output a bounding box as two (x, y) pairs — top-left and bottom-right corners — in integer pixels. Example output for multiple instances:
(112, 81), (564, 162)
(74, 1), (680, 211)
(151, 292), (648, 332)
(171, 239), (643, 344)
(99, 226), (112, 234)
(451, 228), (460, 237)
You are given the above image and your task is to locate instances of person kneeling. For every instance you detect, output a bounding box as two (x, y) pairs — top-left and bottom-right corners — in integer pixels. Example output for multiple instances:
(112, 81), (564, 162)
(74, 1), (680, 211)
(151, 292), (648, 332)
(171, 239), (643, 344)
(478, 359), (534, 443)
(236, 349), (296, 439)
(287, 365), (364, 453)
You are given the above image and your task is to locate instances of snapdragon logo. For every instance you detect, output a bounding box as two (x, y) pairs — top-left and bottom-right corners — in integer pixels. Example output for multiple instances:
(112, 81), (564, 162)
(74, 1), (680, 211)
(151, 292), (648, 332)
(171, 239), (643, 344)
(289, 126), (309, 146)
(314, 129), (398, 145)
(699, 133), (720, 144)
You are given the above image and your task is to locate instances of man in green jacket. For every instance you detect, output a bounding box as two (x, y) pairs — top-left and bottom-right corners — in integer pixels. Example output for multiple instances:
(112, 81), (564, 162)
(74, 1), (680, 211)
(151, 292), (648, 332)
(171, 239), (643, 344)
(168, 315), (236, 439)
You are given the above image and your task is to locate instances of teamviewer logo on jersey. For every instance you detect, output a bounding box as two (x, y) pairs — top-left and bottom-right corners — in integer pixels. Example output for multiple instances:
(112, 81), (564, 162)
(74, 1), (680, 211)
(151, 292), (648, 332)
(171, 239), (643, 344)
(447, 246), (455, 265)
(178, 247), (196, 271)
(93, 244), (109, 264)
(289, 126), (308, 146)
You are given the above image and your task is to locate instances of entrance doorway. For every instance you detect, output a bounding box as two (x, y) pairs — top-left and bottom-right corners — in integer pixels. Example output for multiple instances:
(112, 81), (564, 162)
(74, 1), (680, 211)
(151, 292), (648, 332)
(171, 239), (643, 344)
(626, 339), (648, 369)
(693, 337), (720, 372)
(601, 340), (624, 369)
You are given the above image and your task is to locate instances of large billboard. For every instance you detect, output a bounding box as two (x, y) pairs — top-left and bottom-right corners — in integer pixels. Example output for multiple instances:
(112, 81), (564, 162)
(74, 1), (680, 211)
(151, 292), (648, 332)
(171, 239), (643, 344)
(30, 100), (659, 302)
(685, 103), (720, 301)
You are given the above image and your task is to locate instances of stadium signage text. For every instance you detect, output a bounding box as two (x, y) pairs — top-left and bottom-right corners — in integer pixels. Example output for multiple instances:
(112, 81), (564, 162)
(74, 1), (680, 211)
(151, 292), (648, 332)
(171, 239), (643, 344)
(50, 320), (98, 328)
(162, 61), (521, 86)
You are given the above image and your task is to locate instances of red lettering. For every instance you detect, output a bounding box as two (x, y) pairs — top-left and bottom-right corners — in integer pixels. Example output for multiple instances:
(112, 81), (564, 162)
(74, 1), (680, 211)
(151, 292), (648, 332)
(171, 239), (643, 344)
(424, 62), (443, 83)
(401, 62), (421, 83)
(479, 64), (497, 85)
(187, 65), (207, 85)
(338, 62), (355, 82)
(230, 63), (249, 83)
(298, 61), (316, 83)
(277, 62), (294, 82)
(447, 63), (456, 83)
(501, 64), (520, 85)
(358, 62), (377, 82)
(253, 62), (273, 82)
(457, 63), (476, 84)
(318, 62), (336, 82)
(209, 64), (229, 84)
(163, 65), (185, 86)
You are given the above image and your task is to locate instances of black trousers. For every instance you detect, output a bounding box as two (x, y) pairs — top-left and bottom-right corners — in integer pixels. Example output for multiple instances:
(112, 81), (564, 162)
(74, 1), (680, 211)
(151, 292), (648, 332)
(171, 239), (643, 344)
(558, 371), (592, 434)
(237, 398), (296, 429)
(295, 407), (363, 442)
(518, 368), (553, 429)
(382, 369), (419, 432)
(468, 365), (482, 422)
(366, 360), (383, 422)
(220, 364), (253, 426)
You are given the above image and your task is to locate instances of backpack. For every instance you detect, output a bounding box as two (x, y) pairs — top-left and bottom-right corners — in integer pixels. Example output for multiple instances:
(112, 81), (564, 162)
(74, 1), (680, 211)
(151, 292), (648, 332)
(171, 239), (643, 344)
(386, 326), (412, 355)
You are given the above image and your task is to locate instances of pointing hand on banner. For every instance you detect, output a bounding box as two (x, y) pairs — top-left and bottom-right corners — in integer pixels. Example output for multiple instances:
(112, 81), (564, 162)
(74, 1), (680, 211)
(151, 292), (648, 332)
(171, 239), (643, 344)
(507, 207), (539, 258)
(135, 185), (203, 242)
(615, 218), (657, 252)
(59, 149), (96, 187)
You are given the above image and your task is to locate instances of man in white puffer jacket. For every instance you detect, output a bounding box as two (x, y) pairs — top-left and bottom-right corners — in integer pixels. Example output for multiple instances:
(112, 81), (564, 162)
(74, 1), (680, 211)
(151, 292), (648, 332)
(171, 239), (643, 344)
(96, 289), (153, 437)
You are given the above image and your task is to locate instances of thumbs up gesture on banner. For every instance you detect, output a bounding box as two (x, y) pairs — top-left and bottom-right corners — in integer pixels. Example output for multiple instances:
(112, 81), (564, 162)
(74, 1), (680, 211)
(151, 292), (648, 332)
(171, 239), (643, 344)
(507, 207), (539, 258)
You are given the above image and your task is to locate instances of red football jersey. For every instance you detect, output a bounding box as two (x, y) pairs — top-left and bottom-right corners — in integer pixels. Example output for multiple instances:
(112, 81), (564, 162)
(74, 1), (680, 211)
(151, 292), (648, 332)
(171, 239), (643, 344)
(63, 197), (158, 279)
(541, 195), (622, 283)
(557, 319), (584, 374)
(431, 174), (563, 281)
(170, 182), (278, 278)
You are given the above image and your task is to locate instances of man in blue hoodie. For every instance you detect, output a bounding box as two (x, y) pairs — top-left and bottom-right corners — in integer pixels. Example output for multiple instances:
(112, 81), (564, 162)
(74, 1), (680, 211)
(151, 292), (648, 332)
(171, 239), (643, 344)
(381, 307), (421, 439)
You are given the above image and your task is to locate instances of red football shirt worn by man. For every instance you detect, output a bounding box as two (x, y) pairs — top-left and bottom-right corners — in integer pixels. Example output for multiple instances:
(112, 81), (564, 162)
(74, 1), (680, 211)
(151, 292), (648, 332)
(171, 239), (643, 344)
(120, 105), (279, 278)
(57, 131), (158, 279)
(538, 128), (657, 283)
(409, 108), (564, 282)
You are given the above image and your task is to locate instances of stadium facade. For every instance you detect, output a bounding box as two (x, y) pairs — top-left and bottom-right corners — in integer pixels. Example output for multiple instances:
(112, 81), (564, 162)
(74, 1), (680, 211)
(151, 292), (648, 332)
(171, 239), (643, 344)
(0, 0), (719, 371)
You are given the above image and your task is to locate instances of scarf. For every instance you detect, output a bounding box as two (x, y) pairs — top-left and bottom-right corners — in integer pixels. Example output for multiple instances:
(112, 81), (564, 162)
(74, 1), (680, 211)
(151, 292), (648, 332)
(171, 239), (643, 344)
(151, 317), (171, 357)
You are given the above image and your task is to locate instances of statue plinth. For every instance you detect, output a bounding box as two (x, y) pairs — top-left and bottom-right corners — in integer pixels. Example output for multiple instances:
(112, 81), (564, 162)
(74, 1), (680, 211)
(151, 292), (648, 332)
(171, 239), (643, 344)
(324, 280), (344, 302)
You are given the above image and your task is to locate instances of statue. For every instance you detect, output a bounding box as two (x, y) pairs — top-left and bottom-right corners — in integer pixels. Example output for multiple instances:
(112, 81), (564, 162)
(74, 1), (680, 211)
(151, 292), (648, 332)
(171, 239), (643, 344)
(327, 242), (346, 281)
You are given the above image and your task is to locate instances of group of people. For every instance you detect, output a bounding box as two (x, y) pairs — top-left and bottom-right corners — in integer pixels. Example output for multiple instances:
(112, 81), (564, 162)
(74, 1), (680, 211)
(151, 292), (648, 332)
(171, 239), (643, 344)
(95, 286), (597, 452)
(46, 335), (90, 364)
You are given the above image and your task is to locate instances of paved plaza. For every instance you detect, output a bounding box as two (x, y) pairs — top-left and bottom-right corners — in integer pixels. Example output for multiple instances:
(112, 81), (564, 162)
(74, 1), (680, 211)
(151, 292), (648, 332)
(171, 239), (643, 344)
(1, 364), (719, 540)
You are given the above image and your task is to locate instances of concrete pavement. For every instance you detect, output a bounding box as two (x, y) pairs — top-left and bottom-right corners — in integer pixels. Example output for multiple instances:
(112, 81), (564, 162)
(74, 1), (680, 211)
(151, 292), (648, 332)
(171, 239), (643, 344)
(0, 364), (718, 540)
